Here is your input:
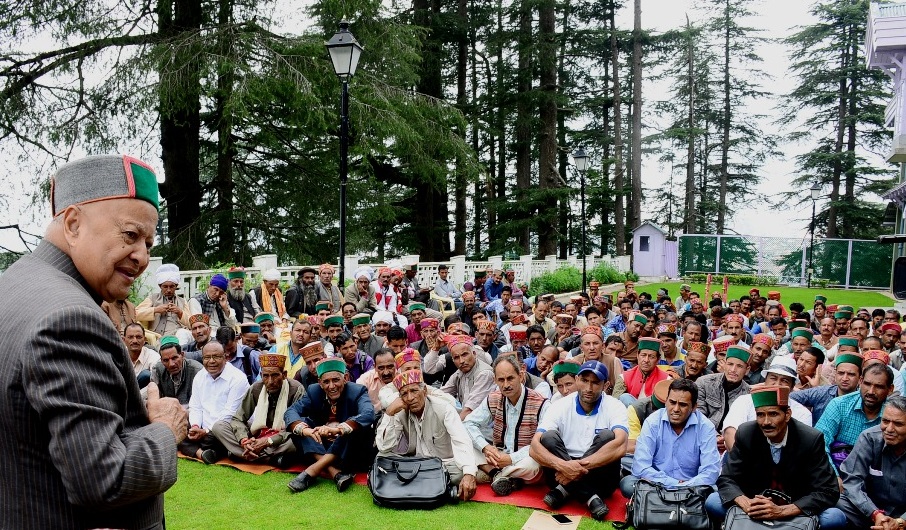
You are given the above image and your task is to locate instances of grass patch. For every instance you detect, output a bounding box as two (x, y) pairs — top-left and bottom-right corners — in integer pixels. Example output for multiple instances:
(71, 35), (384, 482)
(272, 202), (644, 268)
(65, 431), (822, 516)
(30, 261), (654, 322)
(165, 459), (615, 529)
(619, 282), (894, 310)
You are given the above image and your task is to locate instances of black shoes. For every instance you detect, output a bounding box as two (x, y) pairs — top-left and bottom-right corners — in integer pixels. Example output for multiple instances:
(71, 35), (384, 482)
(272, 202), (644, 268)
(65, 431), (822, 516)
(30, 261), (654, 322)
(200, 449), (218, 465)
(543, 486), (568, 509)
(588, 495), (609, 521)
(288, 472), (316, 493)
(272, 455), (293, 469)
(491, 475), (524, 496)
(335, 472), (354, 492)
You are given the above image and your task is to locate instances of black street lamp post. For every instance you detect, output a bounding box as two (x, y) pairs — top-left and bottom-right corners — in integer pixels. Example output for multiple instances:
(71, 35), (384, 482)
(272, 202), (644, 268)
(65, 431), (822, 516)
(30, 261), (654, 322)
(572, 148), (590, 293)
(325, 21), (363, 288)
(808, 182), (820, 288)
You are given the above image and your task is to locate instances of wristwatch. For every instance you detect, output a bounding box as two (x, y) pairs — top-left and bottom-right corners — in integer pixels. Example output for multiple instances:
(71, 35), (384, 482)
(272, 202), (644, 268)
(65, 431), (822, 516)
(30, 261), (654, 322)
(267, 437), (275, 447)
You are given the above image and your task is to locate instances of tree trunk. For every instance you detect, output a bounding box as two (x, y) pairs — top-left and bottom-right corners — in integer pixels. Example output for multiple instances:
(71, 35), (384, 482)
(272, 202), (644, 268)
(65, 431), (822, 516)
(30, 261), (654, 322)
(684, 16), (696, 235)
(515, 0), (533, 254)
(827, 36), (849, 239)
(157, 0), (204, 267)
(454, 0), (468, 256)
(413, 0), (449, 260)
(629, 0), (642, 236)
(213, 0), (235, 264)
(610, 2), (626, 255)
(842, 34), (858, 240)
(557, 1), (570, 259)
(716, 0), (730, 233)
(495, 0), (506, 250)
(537, 0), (558, 258)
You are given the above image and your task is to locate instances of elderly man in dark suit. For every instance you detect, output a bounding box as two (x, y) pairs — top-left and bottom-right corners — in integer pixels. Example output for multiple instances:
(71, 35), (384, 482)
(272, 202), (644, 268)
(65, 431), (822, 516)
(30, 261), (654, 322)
(704, 386), (847, 529)
(0, 155), (187, 529)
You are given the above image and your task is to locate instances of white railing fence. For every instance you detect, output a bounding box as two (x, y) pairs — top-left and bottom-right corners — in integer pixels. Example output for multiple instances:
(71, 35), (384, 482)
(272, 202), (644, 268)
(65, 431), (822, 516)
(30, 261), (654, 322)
(138, 253), (631, 299)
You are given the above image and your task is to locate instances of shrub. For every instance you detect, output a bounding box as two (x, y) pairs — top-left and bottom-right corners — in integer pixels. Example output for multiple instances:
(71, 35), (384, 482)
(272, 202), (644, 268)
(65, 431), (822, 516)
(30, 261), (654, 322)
(527, 267), (582, 296)
(588, 263), (638, 285)
(684, 273), (779, 287)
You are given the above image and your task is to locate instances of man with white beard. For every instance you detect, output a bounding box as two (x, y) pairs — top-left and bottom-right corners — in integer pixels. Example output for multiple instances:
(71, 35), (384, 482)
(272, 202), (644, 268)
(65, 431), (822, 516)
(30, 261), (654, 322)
(226, 267), (256, 323)
(286, 267), (319, 318)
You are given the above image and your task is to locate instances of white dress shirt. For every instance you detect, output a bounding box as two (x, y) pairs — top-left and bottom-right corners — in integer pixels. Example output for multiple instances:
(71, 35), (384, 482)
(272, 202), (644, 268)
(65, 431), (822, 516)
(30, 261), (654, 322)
(188, 363), (250, 429)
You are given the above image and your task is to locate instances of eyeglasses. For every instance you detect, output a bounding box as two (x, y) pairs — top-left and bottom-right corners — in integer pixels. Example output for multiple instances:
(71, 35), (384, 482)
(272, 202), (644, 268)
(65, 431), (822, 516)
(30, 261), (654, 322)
(202, 355), (225, 362)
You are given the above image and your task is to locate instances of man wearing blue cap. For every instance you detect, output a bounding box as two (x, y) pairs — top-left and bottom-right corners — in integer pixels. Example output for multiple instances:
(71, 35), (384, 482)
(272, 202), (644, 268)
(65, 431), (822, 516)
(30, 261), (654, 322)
(188, 273), (239, 331)
(529, 360), (629, 521)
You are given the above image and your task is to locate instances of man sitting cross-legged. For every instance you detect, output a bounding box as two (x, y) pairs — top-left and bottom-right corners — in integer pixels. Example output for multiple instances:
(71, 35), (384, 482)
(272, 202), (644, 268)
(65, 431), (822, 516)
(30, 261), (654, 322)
(180, 341), (250, 464)
(705, 386), (847, 529)
(529, 360), (628, 521)
(375, 369), (478, 501)
(463, 355), (549, 496)
(210, 353), (304, 468)
(285, 358), (376, 493)
(619, 378), (720, 498)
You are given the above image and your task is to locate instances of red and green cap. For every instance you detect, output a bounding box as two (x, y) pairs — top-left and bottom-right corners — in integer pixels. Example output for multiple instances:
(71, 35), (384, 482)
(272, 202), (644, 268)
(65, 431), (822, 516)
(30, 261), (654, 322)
(650, 379), (671, 410)
(726, 345), (751, 364)
(835, 353), (863, 369)
(751, 386), (789, 408)
(51, 155), (159, 216)
(837, 336), (859, 348)
(315, 358), (347, 378)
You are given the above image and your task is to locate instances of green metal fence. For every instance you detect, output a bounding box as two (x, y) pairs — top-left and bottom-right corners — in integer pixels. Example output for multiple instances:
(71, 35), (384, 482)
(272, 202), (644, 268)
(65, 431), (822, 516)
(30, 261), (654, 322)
(677, 234), (892, 289)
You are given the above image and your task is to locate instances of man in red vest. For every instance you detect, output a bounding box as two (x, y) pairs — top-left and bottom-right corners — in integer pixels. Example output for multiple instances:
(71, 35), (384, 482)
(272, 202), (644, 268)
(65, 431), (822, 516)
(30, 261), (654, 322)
(463, 355), (549, 496)
(614, 337), (670, 406)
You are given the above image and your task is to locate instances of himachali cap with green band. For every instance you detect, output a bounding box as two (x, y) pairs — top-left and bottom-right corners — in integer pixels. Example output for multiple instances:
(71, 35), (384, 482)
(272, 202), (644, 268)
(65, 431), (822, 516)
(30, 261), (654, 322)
(835, 353), (863, 368)
(315, 302), (330, 311)
(159, 335), (180, 348)
(227, 267), (246, 279)
(254, 313), (274, 324)
(814, 295), (827, 304)
(726, 345), (751, 364)
(838, 305), (855, 313)
(632, 313), (648, 325)
(650, 379), (671, 410)
(788, 320), (808, 331)
(552, 361), (581, 376)
(51, 154), (159, 216)
(638, 338), (662, 352)
(751, 386), (790, 408)
(838, 336), (859, 348)
(791, 328), (813, 341)
(351, 314), (371, 327)
(409, 303), (426, 312)
(324, 315), (344, 327)
(315, 358), (347, 378)
(834, 310), (853, 319)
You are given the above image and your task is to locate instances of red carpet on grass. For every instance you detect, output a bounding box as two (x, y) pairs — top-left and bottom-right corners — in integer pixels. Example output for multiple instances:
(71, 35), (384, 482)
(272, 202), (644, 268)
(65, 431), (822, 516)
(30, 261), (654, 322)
(177, 454), (628, 522)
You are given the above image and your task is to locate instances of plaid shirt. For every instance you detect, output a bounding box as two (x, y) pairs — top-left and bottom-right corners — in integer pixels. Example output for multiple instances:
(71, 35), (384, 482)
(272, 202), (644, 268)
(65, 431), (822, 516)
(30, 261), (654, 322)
(815, 391), (884, 469)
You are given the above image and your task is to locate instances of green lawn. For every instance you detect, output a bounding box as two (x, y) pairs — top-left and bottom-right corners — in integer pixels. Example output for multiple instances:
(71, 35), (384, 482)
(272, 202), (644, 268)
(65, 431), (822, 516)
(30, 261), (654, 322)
(621, 282), (895, 310)
(165, 459), (615, 529)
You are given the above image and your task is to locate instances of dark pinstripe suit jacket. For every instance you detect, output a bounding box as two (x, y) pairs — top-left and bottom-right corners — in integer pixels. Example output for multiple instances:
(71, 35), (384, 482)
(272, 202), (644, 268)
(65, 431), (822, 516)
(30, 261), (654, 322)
(0, 241), (177, 529)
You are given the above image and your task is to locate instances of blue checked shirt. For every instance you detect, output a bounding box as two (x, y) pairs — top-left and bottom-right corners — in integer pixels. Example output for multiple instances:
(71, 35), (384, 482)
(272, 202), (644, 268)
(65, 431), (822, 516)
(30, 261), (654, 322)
(790, 385), (840, 425)
(815, 391), (884, 471)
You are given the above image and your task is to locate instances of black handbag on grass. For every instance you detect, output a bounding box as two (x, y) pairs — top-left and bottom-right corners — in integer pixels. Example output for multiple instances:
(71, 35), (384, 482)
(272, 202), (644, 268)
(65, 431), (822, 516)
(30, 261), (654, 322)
(723, 504), (818, 530)
(614, 479), (711, 530)
(368, 455), (457, 509)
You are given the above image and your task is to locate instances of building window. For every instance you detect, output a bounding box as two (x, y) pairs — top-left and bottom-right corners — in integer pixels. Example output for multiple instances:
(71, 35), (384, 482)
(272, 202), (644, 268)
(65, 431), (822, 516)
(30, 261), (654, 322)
(639, 236), (650, 252)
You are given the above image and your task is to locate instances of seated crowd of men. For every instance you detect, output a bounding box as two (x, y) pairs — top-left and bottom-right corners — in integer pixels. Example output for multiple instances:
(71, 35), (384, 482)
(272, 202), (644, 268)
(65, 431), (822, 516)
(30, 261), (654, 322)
(114, 264), (906, 527)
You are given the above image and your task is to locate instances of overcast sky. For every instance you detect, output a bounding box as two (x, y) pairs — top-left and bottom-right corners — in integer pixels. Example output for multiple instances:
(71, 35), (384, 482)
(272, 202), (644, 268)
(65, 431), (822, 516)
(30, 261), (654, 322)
(0, 0), (892, 255)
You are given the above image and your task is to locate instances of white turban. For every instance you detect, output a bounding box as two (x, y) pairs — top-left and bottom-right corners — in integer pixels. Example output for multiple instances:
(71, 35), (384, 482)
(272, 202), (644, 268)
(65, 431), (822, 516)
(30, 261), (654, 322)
(263, 268), (281, 281)
(372, 310), (394, 325)
(354, 266), (374, 281)
(156, 264), (180, 285)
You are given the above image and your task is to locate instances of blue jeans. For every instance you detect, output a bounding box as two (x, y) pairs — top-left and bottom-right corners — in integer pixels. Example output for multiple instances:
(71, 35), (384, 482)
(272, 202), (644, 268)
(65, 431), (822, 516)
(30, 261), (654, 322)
(705, 492), (848, 529)
(619, 393), (637, 406)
